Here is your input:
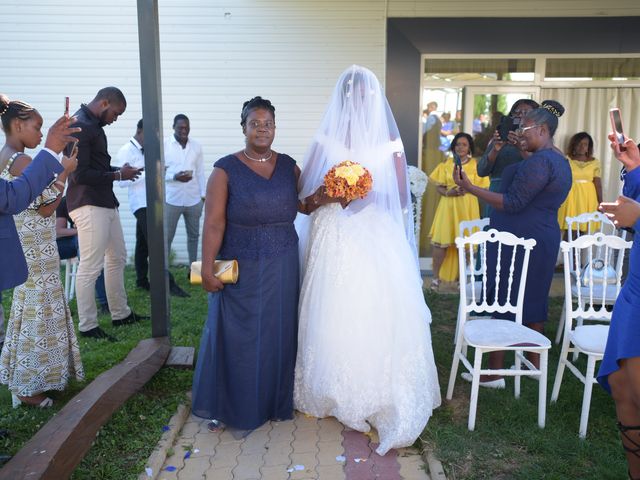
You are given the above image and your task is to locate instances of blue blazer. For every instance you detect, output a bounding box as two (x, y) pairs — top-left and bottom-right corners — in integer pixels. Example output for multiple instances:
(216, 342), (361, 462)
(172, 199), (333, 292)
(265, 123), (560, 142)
(0, 149), (63, 290)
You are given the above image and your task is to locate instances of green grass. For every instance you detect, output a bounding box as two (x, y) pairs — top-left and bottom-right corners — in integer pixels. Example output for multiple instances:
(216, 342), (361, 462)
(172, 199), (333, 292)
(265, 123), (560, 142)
(423, 289), (625, 479)
(0, 269), (627, 479)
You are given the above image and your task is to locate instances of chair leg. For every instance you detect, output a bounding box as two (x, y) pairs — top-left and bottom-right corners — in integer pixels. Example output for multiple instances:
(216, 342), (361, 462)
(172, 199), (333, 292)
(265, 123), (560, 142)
(579, 355), (597, 439)
(447, 332), (465, 400)
(514, 351), (522, 399)
(454, 302), (462, 345)
(551, 335), (571, 403)
(64, 260), (71, 300)
(69, 261), (77, 301)
(468, 349), (483, 431)
(538, 349), (548, 429)
(555, 304), (566, 344)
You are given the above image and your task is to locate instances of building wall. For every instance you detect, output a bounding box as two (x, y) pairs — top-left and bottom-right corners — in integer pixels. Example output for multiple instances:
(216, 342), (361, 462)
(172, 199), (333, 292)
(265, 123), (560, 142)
(1, 0), (386, 264)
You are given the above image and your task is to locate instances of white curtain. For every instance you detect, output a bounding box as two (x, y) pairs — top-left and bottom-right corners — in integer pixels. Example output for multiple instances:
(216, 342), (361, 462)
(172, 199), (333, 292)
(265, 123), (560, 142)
(542, 87), (640, 201)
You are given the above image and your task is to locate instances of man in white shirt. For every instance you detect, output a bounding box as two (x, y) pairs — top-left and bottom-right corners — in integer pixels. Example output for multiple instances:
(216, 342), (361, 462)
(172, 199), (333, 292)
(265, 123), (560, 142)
(115, 119), (189, 297)
(164, 114), (206, 277)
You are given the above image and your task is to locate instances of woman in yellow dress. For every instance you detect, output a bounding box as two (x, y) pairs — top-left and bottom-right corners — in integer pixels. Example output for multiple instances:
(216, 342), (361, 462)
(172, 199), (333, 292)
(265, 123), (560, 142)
(428, 132), (489, 289)
(557, 132), (602, 230)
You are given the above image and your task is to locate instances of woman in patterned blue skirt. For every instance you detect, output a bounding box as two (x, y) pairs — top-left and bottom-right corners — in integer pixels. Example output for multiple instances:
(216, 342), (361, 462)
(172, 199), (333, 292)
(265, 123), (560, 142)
(191, 97), (301, 434)
(597, 136), (640, 480)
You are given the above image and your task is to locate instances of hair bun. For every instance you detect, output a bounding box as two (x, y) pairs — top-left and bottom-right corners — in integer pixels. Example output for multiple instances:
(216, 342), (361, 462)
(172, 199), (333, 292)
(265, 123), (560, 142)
(541, 100), (564, 118)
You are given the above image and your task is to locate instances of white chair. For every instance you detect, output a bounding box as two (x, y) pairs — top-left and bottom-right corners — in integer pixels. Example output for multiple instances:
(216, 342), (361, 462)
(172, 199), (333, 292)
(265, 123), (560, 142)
(551, 233), (631, 438)
(454, 217), (491, 345)
(555, 211), (627, 344)
(63, 257), (79, 301)
(447, 228), (550, 431)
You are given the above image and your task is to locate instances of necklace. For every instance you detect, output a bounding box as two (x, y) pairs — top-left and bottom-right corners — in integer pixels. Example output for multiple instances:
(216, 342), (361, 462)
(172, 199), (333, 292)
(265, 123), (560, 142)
(243, 149), (272, 163)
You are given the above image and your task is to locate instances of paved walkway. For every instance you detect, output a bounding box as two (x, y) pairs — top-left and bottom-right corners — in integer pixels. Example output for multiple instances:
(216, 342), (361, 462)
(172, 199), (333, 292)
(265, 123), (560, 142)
(152, 411), (433, 480)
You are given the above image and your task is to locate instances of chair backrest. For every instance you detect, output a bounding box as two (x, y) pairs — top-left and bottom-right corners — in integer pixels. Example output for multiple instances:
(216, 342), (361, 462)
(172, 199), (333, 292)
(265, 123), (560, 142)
(566, 211), (626, 274)
(456, 228), (536, 325)
(459, 217), (491, 278)
(561, 233), (632, 322)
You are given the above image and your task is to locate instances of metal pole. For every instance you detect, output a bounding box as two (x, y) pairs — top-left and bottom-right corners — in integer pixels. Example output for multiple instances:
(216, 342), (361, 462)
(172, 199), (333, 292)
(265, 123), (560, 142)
(137, 0), (170, 338)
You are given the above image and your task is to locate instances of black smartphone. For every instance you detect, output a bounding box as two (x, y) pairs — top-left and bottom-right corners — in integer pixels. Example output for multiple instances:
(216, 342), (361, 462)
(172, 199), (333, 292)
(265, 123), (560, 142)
(453, 153), (462, 179)
(64, 96), (70, 116)
(497, 115), (514, 141)
(610, 108), (626, 149)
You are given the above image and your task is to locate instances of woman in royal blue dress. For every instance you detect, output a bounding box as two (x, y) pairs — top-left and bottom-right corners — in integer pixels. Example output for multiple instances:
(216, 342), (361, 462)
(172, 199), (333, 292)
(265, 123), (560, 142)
(597, 136), (640, 480)
(453, 100), (572, 388)
(191, 97), (301, 435)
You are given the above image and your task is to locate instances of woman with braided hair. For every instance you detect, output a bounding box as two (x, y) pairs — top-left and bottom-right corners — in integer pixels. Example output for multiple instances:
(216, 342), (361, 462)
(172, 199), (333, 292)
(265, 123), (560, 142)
(453, 100), (572, 388)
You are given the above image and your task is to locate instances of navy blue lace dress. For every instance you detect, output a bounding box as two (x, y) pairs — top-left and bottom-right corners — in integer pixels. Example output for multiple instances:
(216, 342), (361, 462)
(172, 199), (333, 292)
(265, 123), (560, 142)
(487, 148), (572, 324)
(192, 154), (299, 430)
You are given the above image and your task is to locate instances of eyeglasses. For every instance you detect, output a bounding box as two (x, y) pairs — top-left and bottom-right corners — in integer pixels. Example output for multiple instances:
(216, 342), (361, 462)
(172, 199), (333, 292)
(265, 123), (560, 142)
(247, 120), (275, 130)
(516, 124), (541, 135)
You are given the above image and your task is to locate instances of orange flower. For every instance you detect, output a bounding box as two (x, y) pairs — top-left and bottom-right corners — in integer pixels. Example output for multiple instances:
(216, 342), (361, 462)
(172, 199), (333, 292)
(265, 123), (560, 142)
(324, 160), (373, 201)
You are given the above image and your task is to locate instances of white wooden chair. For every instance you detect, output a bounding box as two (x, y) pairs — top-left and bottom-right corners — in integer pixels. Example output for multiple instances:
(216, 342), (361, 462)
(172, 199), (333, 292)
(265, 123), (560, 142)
(447, 228), (550, 431)
(454, 217), (491, 345)
(551, 233), (631, 438)
(63, 257), (79, 301)
(555, 211), (627, 344)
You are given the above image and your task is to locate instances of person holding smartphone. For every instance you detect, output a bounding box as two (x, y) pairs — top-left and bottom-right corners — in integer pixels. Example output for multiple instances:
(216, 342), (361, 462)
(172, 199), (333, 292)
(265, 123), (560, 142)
(428, 132), (489, 290)
(476, 99), (539, 217)
(597, 135), (640, 480)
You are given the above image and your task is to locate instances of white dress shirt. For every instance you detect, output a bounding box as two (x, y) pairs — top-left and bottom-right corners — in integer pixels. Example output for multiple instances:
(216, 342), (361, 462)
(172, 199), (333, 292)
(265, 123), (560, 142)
(114, 137), (146, 214)
(164, 135), (206, 207)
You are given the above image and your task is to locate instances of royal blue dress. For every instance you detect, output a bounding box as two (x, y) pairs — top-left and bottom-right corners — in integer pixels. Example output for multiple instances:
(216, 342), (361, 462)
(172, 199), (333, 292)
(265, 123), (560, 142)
(598, 168), (640, 394)
(191, 154), (300, 429)
(486, 148), (572, 324)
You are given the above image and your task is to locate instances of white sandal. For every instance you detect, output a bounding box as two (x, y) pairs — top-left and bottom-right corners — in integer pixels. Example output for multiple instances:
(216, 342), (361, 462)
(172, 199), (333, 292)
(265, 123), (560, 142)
(461, 372), (506, 389)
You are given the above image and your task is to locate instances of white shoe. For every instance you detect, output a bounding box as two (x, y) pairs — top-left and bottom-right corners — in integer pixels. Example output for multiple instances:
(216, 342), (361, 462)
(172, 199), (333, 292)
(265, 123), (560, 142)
(461, 372), (505, 389)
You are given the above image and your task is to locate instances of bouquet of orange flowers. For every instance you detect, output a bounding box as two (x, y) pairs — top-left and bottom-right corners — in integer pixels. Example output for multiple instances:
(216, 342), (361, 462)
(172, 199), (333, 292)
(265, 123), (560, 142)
(324, 160), (373, 201)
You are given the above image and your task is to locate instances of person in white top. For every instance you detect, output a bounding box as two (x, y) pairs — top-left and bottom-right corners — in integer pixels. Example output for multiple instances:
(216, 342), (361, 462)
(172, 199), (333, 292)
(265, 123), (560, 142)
(164, 114), (206, 274)
(115, 119), (189, 297)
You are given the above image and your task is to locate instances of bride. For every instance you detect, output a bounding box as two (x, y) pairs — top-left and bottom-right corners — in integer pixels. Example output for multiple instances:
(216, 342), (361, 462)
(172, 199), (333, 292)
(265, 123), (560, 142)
(294, 65), (441, 456)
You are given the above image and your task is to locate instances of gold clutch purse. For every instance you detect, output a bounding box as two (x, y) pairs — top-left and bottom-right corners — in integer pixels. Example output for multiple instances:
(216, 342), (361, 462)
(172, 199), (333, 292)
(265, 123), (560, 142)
(190, 260), (239, 285)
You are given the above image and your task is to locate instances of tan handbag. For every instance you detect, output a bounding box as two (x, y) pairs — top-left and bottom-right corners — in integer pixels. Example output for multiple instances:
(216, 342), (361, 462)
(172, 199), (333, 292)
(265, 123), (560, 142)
(190, 260), (239, 285)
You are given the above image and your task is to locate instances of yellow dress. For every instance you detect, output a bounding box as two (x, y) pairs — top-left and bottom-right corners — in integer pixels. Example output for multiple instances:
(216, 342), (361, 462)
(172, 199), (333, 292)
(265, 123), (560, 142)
(428, 157), (489, 281)
(557, 158), (600, 230)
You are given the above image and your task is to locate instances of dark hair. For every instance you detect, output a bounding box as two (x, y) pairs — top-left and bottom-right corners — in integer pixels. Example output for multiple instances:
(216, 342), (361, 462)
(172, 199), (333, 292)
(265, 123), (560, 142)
(524, 100), (565, 137)
(0, 94), (38, 134)
(566, 131), (594, 158)
(94, 86), (126, 107)
(509, 99), (539, 117)
(137, 118), (143, 130)
(450, 132), (474, 156)
(240, 96), (275, 127)
(173, 114), (189, 126)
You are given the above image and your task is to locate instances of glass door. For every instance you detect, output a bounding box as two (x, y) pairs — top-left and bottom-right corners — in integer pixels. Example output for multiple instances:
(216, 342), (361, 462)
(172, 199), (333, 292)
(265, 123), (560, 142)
(463, 86), (540, 156)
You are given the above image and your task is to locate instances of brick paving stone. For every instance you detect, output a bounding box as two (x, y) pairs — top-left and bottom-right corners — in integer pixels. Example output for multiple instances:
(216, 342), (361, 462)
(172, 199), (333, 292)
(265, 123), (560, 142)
(260, 464), (292, 480)
(177, 456), (210, 479)
(217, 429), (245, 445)
(317, 417), (344, 443)
(291, 428), (319, 454)
(294, 413), (319, 431)
(231, 453), (263, 480)
(288, 452), (319, 479)
(269, 420), (296, 444)
(191, 432), (218, 457)
(316, 440), (345, 466)
(179, 421), (201, 439)
(396, 452), (431, 480)
(263, 440), (294, 466)
(209, 441), (242, 469)
(240, 429), (271, 455)
(203, 466), (233, 480)
(316, 464), (347, 479)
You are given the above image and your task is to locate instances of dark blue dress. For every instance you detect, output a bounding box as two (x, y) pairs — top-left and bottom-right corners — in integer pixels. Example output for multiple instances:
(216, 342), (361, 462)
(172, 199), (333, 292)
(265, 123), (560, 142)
(487, 148), (572, 324)
(598, 168), (640, 394)
(191, 154), (300, 429)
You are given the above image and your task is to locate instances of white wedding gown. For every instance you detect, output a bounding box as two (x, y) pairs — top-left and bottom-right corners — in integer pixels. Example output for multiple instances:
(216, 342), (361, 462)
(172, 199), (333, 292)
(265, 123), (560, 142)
(294, 203), (441, 456)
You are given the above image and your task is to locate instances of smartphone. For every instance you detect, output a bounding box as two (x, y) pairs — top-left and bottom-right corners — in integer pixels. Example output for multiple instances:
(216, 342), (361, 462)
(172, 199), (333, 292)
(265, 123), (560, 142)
(610, 108), (626, 149)
(65, 96), (70, 116)
(453, 153), (462, 179)
(497, 115), (514, 142)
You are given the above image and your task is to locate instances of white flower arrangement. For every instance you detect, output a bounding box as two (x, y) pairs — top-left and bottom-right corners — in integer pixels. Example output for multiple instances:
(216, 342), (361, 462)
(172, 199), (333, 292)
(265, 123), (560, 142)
(407, 166), (428, 241)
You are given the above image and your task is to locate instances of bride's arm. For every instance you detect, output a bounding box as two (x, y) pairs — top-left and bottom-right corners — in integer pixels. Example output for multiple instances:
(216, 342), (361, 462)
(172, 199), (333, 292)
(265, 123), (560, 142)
(295, 165), (344, 214)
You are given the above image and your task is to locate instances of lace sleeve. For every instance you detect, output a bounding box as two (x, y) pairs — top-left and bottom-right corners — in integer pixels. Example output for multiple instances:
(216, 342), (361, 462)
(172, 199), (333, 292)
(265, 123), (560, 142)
(502, 155), (551, 213)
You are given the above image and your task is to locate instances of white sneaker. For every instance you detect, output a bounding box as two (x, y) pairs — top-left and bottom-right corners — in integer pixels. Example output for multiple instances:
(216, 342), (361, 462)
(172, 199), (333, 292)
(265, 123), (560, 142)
(461, 372), (506, 389)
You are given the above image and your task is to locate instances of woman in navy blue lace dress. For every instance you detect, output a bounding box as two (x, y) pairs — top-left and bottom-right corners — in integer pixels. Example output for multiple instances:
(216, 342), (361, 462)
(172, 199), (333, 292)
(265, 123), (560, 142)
(191, 97), (301, 433)
(453, 100), (572, 387)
